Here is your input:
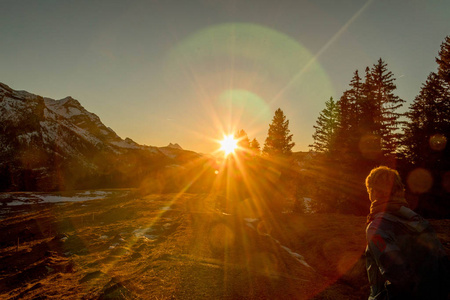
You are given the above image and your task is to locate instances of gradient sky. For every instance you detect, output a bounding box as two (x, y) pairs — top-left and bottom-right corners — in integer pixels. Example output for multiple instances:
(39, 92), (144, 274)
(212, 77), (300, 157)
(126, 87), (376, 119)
(1, 0), (449, 154)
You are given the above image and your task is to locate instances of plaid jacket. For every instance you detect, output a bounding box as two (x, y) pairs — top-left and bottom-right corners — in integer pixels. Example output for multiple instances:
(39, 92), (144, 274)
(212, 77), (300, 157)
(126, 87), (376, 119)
(365, 206), (449, 300)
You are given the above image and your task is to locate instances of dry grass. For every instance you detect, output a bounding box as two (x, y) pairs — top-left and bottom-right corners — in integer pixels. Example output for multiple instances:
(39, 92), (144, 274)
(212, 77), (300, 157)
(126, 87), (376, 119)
(0, 192), (448, 299)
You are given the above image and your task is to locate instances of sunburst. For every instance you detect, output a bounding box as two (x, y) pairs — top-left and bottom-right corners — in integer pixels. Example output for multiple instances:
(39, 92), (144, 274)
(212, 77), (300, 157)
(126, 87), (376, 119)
(219, 134), (238, 156)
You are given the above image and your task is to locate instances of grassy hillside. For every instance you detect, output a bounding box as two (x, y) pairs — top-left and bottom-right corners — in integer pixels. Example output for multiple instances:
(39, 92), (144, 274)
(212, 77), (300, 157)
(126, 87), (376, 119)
(0, 192), (449, 299)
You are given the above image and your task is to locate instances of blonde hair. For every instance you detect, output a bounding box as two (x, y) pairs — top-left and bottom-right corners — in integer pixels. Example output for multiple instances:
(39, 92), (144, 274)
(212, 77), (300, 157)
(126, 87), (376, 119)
(365, 166), (405, 201)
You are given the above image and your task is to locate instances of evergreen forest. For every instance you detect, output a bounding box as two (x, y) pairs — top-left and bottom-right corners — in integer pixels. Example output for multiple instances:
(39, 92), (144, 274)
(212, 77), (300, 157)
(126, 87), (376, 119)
(306, 35), (450, 218)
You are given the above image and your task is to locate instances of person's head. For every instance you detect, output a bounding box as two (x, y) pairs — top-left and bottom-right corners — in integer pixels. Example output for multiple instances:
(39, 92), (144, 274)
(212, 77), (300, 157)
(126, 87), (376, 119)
(365, 166), (405, 203)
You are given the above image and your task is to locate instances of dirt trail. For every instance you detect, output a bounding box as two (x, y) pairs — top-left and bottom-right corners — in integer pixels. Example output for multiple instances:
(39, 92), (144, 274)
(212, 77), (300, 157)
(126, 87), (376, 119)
(0, 193), (449, 299)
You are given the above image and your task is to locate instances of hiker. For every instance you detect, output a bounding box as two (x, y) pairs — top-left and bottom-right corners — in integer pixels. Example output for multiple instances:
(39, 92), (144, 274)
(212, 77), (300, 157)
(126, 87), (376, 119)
(365, 166), (450, 299)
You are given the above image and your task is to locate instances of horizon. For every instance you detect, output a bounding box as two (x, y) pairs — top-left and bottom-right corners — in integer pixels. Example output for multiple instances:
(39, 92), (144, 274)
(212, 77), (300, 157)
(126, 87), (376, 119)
(1, 0), (449, 154)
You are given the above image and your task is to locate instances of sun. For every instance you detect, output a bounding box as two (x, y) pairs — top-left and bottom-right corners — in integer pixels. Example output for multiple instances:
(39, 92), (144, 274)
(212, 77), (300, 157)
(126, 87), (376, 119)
(219, 134), (238, 156)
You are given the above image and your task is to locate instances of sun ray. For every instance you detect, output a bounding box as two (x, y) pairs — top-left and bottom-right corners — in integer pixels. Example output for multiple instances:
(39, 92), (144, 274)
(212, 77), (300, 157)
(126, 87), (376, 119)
(271, 0), (374, 104)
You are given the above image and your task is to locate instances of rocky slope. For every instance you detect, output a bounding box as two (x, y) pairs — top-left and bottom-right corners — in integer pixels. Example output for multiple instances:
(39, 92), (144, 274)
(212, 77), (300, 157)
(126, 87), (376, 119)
(0, 83), (205, 191)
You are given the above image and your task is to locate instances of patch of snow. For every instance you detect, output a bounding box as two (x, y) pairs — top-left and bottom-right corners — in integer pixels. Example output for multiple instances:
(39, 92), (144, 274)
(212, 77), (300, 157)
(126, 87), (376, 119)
(280, 245), (312, 269)
(244, 218), (259, 223)
(0, 190), (115, 206)
(144, 234), (158, 240)
(132, 226), (159, 240)
(244, 218), (259, 230)
(45, 97), (85, 119)
(67, 106), (82, 116)
(5, 200), (27, 206)
(139, 236), (154, 242)
(159, 148), (177, 158)
(303, 197), (313, 213)
(36, 194), (108, 203)
(70, 124), (103, 146)
(147, 147), (160, 154)
(110, 139), (139, 149)
(133, 228), (158, 241)
(17, 131), (40, 144)
(243, 217), (314, 271)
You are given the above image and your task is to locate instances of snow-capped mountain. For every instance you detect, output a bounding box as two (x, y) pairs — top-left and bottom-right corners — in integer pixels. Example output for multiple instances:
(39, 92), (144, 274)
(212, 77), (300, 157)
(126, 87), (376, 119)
(0, 83), (199, 191)
(166, 143), (182, 150)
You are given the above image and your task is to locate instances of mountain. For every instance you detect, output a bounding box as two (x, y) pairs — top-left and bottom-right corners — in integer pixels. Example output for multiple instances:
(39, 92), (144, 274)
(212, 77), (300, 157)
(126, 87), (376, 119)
(166, 143), (182, 150)
(0, 82), (205, 191)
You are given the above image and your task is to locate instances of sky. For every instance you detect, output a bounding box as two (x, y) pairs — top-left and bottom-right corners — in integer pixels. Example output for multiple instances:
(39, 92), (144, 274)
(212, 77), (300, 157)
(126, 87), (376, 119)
(1, 0), (449, 154)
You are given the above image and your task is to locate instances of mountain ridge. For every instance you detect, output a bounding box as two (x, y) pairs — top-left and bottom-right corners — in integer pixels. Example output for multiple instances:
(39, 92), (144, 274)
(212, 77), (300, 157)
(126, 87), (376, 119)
(0, 82), (206, 191)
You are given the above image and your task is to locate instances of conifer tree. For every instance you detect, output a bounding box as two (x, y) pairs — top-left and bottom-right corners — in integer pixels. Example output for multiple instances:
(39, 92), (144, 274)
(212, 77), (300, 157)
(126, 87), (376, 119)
(404, 36), (450, 167)
(235, 129), (250, 150)
(436, 36), (450, 83)
(402, 36), (450, 216)
(263, 108), (295, 156)
(250, 138), (261, 154)
(310, 97), (340, 154)
(360, 66), (381, 135)
(403, 72), (448, 165)
(315, 61), (404, 214)
(366, 58), (405, 156)
(336, 70), (364, 158)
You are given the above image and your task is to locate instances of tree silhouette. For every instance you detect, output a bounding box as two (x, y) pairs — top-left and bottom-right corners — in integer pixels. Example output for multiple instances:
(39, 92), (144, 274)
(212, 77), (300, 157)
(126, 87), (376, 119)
(336, 70), (364, 161)
(436, 36), (450, 83)
(308, 60), (405, 215)
(332, 59), (404, 164)
(250, 138), (261, 155)
(403, 37), (450, 167)
(263, 108), (295, 157)
(310, 97), (340, 154)
(402, 36), (450, 217)
(235, 129), (250, 151)
(403, 72), (448, 166)
(365, 58), (405, 156)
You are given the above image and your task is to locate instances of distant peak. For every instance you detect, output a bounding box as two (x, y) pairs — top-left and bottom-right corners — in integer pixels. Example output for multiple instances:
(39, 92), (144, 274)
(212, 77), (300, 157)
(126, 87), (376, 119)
(125, 137), (138, 145)
(59, 96), (80, 106)
(167, 143), (182, 150)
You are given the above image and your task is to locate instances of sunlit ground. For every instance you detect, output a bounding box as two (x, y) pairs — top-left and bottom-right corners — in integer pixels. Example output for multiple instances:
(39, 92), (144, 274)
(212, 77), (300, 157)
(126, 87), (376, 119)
(0, 189), (376, 299)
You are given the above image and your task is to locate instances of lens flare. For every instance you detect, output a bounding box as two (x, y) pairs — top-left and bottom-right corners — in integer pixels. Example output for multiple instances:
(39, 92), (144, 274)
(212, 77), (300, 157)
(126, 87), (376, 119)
(162, 22), (334, 152)
(407, 168), (433, 194)
(429, 134), (447, 151)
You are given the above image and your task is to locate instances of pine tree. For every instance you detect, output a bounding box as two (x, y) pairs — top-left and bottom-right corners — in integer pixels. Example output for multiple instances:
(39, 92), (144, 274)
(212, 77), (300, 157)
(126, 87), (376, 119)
(366, 58), (405, 156)
(336, 70), (364, 160)
(343, 70), (364, 132)
(313, 61), (404, 214)
(402, 36), (450, 216)
(360, 66), (381, 135)
(404, 36), (450, 167)
(263, 108), (295, 156)
(310, 97), (340, 154)
(235, 129), (250, 150)
(403, 72), (448, 165)
(436, 36), (450, 83)
(249, 138), (261, 155)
